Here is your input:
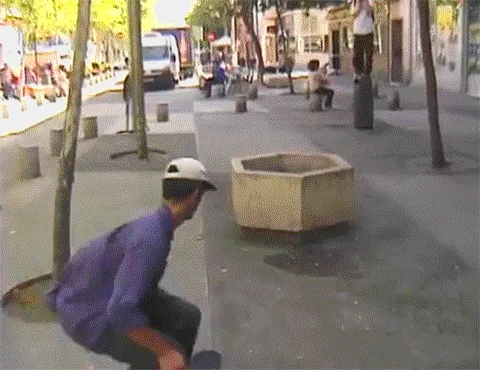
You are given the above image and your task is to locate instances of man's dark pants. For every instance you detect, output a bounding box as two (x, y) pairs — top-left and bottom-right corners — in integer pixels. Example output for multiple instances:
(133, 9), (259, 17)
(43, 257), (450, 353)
(97, 289), (201, 369)
(314, 86), (335, 108)
(353, 33), (374, 76)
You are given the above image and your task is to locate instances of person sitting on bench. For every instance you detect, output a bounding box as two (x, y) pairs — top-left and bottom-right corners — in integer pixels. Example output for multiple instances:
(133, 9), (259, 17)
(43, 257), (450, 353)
(305, 59), (334, 109)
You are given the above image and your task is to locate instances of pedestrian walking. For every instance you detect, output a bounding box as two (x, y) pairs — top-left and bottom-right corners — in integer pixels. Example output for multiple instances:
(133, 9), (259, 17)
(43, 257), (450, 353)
(57, 65), (68, 97)
(0, 63), (14, 100)
(351, 0), (375, 83)
(46, 158), (217, 370)
(123, 73), (132, 131)
(306, 59), (335, 108)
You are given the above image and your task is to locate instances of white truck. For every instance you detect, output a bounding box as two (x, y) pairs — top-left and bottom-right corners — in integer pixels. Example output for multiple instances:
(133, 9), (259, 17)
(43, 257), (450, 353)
(141, 32), (179, 89)
(0, 24), (23, 71)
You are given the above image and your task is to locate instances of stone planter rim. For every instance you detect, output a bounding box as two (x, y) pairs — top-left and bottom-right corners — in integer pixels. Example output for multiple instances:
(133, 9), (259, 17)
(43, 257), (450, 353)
(231, 152), (352, 177)
(1, 273), (52, 308)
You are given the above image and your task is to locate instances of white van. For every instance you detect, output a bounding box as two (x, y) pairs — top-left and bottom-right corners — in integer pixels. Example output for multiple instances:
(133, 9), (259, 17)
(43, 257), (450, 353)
(141, 32), (179, 88)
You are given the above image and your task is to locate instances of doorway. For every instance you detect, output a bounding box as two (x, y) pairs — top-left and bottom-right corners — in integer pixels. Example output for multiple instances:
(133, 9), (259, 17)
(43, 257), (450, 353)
(332, 30), (341, 71)
(391, 19), (403, 83)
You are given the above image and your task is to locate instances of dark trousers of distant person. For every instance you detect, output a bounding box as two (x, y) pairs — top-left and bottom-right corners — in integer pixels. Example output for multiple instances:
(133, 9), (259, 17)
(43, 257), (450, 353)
(94, 289), (201, 370)
(314, 86), (335, 108)
(352, 33), (374, 77)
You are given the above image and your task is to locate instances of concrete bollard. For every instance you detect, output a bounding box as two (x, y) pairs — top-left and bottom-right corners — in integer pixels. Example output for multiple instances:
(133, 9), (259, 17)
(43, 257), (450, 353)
(235, 94), (247, 113)
(308, 94), (324, 112)
(215, 84), (225, 98)
(20, 97), (27, 112)
(89, 76), (94, 85)
(50, 128), (64, 156)
(46, 88), (57, 103)
(388, 89), (401, 110)
(83, 116), (98, 139)
(156, 102), (169, 122)
(18, 146), (41, 180)
(247, 84), (258, 100)
(36, 91), (44, 106)
(372, 82), (380, 99)
(100, 74), (105, 82)
(353, 75), (374, 129)
(1, 100), (9, 119)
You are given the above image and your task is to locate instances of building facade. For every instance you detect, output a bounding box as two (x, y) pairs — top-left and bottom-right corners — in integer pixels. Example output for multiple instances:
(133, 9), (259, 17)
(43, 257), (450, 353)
(411, 0), (478, 97)
(259, 7), (332, 69)
(327, 0), (415, 84)
(465, 0), (479, 97)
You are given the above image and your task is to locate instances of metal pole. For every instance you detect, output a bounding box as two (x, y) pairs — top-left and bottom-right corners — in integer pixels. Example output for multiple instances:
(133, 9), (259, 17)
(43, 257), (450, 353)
(461, 0), (469, 93)
(386, 0), (390, 84)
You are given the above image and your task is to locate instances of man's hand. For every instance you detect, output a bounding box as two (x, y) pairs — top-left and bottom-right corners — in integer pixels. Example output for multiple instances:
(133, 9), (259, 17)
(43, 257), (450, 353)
(127, 327), (188, 369)
(157, 348), (188, 370)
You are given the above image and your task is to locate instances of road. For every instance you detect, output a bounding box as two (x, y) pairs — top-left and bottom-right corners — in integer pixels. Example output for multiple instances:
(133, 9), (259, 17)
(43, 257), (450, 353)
(1, 80), (479, 369)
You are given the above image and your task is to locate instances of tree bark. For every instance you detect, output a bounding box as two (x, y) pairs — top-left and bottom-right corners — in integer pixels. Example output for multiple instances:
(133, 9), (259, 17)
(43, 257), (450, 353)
(33, 24), (39, 69)
(128, 0), (148, 159)
(52, 0), (92, 282)
(19, 33), (26, 110)
(275, 1), (294, 93)
(239, 5), (265, 83)
(417, 0), (446, 168)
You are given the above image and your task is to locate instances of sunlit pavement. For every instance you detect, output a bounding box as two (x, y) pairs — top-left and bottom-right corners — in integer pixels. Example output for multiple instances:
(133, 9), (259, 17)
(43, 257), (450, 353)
(0, 83), (478, 369)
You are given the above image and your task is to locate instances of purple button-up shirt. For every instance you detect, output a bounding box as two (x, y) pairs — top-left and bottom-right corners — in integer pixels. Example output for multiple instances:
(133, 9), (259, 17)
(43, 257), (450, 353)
(46, 205), (174, 350)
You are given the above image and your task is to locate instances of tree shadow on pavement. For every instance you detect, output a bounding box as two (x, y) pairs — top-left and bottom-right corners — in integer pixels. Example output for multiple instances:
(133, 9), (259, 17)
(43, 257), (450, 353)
(2, 278), (57, 323)
(190, 350), (222, 369)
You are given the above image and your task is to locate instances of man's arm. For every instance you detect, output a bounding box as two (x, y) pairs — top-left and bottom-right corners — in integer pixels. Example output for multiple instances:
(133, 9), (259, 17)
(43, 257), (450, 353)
(105, 238), (172, 354)
(351, 0), (361, 19)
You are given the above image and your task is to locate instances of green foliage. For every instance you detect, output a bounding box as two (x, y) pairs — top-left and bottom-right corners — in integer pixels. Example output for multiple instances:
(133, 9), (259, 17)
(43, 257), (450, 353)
(186, 0), (233, 31)
(3, 0), (157, 39)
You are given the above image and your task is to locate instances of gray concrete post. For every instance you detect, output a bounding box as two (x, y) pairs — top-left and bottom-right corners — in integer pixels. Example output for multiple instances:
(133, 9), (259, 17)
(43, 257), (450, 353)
(387, 89), (401, 110)
(19, 146), (41, 180)
(156, 102), (169, 122)
(50, 128), (64, 157)
(235, 94), (247, 113)
(247, 84), (258, 100)
(83, 116), (98, 139)
(372, 81), (380, 98)
(215, 84), (226, 98)
(36, 91), (44, 106)
(353, 75), (374, 129)
(308, 94), (324, 112)
(1, 99), (9, 119)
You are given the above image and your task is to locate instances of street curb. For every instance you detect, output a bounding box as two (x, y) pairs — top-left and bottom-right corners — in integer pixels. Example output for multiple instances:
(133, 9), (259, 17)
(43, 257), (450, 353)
(0, 84), (123, 139)
(1, 273), (52, 308)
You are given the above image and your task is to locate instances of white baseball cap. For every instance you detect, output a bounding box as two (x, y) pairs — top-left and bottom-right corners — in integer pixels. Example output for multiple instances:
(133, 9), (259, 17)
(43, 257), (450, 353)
(163, 157), (216, 191)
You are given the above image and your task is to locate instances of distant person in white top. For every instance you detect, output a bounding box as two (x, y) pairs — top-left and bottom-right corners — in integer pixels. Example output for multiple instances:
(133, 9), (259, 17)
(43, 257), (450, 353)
(351, 0), (375, 83)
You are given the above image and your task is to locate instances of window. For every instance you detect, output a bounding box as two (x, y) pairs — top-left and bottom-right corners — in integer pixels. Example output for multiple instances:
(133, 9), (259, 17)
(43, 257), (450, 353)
(302, 15), (319, 34)
(142, 46), (169, 61)
(303, 36), (322, 53)
(324, 35), (330, 53)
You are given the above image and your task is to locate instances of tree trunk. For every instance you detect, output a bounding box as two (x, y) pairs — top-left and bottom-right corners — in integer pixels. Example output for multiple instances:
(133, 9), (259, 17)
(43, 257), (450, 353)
(19, 34), (26, 109)
(33, 25), (39, 69)
(275, 2), (294, 93)
(239, 6), (265, 83)
(52, 0), (92, 282)
(128, 0), (148, 159)
(417, 0), (446, 168)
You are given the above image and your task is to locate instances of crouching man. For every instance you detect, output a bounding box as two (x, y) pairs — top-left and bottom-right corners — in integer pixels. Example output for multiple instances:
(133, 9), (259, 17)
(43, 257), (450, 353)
(306, 59), (334, 109)
(46, 158), (217, 369)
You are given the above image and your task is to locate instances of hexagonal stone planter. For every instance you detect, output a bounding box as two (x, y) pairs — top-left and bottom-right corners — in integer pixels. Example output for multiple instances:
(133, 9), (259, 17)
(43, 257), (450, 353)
(231, 153), (354, 232)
